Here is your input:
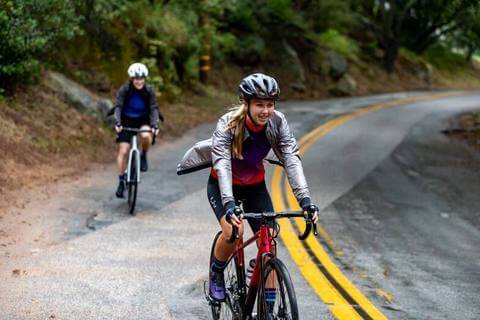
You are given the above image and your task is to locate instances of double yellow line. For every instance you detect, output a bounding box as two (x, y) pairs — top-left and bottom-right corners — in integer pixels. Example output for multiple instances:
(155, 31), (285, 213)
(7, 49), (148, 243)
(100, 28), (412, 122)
(270, 91), (465, 320)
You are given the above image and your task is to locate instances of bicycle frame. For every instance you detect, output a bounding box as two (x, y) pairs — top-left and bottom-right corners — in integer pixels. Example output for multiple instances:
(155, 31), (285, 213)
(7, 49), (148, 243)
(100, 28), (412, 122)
(126, 134), (141, 183)
(230, 224), (275, 318)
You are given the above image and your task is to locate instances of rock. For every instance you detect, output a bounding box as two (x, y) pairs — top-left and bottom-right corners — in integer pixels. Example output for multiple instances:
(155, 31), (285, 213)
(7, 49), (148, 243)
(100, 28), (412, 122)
(414, 61), (433, 85)
(290, 82), (307, 93)
(282, 40), (307, 91)
(329, 74), (357, 96)
(97, 99), (115, 127)
(45, 71), (113, 124)
(327, 51), (348, 80)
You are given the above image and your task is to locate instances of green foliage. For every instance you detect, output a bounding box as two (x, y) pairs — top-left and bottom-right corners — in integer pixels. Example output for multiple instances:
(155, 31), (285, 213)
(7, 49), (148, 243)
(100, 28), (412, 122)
(261, 0), (306, 30)
(450, 5), (480, 61)
(213, 32), (238, 57)
(400, 0), (480, 53)
(223, 0), (258, 33)
(423, 44), (468, 70)
(300, 0), (356, 33)
(7, 0), (480, 95)
(357, 0), (480, 71)
(0, 0), (80, 89)
(74, 0), (134, 53)
(1, 0), (360, 95)
(141, 56), (181, 101)
(140, 58), (164, 91)
(317, 29), (360, 59)
(399, 48), (425, 64)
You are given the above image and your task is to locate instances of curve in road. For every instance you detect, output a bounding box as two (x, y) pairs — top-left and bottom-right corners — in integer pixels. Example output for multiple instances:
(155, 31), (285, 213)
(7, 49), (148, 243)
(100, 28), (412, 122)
(272, 91), (479, 320)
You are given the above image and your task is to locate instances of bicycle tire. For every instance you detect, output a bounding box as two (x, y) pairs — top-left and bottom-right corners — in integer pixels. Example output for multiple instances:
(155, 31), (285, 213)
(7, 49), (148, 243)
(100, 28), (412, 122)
(127, 152), (138, 215)
(257, 258), (299, 320)
(209, 231), (243, 320)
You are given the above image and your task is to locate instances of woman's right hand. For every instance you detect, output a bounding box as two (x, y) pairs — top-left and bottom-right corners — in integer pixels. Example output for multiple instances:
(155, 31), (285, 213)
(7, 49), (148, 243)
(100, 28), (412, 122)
(115, 125), (123, 133)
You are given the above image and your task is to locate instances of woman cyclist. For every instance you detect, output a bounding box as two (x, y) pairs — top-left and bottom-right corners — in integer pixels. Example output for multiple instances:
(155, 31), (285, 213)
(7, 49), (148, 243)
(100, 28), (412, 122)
(177, 73), (319, 307)
(114, 62), (164, 198)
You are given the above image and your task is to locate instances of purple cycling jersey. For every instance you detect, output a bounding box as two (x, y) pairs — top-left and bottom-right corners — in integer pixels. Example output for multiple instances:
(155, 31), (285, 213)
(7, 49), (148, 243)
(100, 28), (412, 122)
(230, 126), (271, 185)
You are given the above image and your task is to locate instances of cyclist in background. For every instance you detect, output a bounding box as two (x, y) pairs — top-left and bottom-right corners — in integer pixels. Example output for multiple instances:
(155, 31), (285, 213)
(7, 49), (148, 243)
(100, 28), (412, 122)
(177, 73), (319, 308)
(114, 62), (164, 198)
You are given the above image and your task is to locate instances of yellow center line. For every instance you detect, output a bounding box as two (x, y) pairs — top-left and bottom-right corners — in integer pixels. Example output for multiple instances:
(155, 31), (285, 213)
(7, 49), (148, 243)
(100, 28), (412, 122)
(272, 169), (363, 320)
(271, 91), (468, 320)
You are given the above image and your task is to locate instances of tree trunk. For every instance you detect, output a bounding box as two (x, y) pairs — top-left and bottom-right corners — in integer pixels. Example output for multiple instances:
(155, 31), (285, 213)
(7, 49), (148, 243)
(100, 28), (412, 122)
(84, 0), (95, 23)
(466, 45), (475, 62)
(383, 40), (399, 73)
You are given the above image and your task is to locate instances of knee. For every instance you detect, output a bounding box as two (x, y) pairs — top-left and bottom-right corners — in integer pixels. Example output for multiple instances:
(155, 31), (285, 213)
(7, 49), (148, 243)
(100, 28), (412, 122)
(140, 126), (152, 140)
(140, 132), (152, 141)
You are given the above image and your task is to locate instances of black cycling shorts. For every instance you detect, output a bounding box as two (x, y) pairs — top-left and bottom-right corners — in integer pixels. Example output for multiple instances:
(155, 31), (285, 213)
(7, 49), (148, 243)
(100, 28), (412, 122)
(207, 175), (274, 233)
(116, 116), (150, 144)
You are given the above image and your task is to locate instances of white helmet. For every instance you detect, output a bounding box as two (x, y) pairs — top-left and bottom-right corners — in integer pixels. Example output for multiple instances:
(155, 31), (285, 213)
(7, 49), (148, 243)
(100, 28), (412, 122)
(127, 62), (149, 78)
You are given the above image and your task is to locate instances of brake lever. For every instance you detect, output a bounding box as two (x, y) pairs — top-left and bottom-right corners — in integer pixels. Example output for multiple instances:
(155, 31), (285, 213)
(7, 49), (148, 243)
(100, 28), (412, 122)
(312, 222), (318, 236)
(225, 213), (240, 244)
(152, 133), (157, 146)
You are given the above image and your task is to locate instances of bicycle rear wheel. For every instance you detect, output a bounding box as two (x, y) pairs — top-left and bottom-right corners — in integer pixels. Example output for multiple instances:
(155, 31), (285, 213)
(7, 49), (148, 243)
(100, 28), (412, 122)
(209, 231), (244, 320)
(127, 153), (138, 215)
(257, 258), (298, 320)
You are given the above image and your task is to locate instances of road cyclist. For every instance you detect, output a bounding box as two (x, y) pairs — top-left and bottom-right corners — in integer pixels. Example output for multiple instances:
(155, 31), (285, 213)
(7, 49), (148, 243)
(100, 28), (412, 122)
(113, 62), (164, 198)
(177, 73), (319, 318)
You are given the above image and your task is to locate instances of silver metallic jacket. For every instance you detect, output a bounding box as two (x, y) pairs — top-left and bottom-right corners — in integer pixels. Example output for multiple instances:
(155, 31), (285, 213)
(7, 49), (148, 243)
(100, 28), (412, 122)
(177, 110), (310, 207)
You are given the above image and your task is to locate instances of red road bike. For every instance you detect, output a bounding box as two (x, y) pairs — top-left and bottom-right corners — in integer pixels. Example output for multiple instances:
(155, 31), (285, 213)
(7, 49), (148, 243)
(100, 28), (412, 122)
(206, 211), (317, 320)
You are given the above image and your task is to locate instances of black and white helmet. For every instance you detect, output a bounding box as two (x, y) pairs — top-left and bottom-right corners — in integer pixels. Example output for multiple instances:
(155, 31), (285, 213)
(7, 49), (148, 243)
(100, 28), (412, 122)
(239, 73), (280, 101)
(127, 62), (149, 78)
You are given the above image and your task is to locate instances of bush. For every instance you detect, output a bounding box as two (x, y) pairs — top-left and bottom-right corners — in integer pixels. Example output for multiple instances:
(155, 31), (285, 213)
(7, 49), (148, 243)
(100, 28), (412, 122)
(305, 0), (356, 33)
(399, 48), (425, 64)
(212, 32), (238, 60)
(232, 35), (266, 65)
(424, 44), (468, 70)
(0, 0), (80, 90)
(317, 29), (359, 59)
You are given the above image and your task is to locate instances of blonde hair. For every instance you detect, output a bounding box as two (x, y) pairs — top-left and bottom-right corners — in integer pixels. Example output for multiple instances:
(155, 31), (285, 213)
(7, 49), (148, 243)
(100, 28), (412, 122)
(227, 103), (247, 159)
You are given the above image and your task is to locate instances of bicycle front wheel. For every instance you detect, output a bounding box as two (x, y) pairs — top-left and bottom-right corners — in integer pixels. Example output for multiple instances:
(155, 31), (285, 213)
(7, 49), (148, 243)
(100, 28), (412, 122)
(209, 231), (244, 320)
(127, 153), (138, 215)
(257, 258), (298, 320)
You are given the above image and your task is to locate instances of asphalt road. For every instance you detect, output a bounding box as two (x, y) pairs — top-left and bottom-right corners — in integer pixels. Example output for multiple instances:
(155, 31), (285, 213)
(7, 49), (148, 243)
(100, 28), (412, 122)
(301, 93), (480, 319)
(0, 92), (479, 319)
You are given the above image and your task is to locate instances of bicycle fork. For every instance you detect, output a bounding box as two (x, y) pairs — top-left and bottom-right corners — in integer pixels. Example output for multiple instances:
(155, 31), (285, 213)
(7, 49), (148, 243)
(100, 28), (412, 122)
(126, 136), (141, 183)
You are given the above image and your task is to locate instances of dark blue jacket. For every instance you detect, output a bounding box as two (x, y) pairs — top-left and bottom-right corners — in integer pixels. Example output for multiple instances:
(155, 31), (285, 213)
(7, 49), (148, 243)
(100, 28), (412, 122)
(113, 81), (164, 127)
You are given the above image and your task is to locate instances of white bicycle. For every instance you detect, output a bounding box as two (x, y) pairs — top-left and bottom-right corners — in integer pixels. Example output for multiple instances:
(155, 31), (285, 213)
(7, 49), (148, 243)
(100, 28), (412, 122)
(122, 127), (156, 215)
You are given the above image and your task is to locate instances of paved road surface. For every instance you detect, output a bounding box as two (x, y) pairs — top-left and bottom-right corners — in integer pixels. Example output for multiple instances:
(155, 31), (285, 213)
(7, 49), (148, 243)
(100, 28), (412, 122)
(1, 92), (479, 319)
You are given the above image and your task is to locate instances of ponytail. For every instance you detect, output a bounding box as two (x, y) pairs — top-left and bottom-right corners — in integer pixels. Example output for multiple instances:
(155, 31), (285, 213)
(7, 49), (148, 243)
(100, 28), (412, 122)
(227, 103), (247, 159)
